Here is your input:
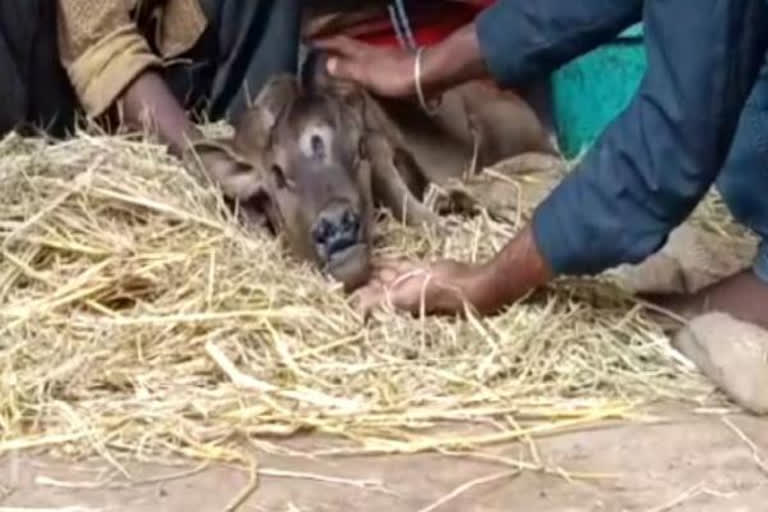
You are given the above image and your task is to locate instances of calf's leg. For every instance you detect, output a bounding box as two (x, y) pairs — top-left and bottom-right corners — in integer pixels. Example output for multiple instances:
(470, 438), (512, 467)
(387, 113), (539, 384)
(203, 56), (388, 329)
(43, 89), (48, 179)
(366, 133), (439, 227)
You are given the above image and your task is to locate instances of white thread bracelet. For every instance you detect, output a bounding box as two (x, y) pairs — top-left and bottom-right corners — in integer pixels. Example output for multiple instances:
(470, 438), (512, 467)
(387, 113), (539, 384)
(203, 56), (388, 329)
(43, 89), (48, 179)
(414, 46), (441, 116)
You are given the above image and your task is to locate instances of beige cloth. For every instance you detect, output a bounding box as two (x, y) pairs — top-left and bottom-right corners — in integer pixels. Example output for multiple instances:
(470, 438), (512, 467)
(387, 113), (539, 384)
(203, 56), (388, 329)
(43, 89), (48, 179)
(674, 312), (768, 415)
(610, 224), (758, 295)
(57, 0), (207, 118)
(609, 223), (766, 414)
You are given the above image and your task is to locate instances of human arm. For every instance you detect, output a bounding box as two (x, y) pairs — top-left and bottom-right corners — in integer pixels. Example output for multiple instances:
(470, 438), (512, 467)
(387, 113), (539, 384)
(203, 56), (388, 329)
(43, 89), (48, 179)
(355, 226), (552, 316)
(315, 0), (641, 99)
(530, 0), (764, 276)
(118, 71), (203, 157)
(355, 0), (766, 317)
(56, 0), (206, 155)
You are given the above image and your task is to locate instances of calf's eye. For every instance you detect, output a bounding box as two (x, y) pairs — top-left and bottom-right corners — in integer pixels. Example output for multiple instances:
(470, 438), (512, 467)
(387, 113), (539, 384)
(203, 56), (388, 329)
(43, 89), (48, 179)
(271, 164), (292, 190)
(357, 137), (367, 161)
(310, 134), (326, 160)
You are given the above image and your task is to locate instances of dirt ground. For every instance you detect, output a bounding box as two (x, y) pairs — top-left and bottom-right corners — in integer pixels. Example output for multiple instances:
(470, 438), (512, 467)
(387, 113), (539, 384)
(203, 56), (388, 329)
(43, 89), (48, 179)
(1, 405), (766, 512)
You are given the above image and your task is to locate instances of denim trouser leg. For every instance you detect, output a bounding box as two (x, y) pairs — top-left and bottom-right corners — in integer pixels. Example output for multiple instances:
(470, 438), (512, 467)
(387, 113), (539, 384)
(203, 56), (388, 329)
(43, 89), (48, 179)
(531, 0), (768, 275)
(716, 47), (768, 284)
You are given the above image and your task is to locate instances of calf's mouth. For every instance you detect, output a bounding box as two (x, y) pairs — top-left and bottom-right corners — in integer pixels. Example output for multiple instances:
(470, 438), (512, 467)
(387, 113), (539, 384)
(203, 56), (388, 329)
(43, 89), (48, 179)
(323, 243), (371, 292)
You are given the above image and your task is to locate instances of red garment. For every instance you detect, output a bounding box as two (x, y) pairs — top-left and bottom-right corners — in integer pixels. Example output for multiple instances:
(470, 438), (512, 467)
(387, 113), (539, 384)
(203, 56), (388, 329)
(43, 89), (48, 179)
(352, 1), (494, 48)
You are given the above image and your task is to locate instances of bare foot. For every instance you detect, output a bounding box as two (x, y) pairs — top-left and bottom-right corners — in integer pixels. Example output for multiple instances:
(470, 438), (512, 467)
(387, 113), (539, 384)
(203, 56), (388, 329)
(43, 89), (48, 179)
(626, 225), (755, 291)
(646, 270), (768, 330)
(672, 312), (768, 415)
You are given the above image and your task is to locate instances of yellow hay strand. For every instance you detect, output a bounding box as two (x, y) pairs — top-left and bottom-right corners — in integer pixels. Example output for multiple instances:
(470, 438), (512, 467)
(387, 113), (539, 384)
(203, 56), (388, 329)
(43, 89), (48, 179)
(0, 129), (738, 470)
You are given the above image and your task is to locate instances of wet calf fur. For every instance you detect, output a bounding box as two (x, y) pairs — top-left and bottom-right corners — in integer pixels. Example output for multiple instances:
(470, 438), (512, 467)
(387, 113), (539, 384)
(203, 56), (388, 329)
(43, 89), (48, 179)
(190, 60), (557, 291)
(190, 70), (432, 289)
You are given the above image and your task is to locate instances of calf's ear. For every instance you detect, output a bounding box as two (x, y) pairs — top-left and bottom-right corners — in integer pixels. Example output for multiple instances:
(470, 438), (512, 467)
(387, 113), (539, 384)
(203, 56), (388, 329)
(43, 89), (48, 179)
(302, 49), (362, 103)
(231, 74), (300, 160)
(185, 139), (267, 202)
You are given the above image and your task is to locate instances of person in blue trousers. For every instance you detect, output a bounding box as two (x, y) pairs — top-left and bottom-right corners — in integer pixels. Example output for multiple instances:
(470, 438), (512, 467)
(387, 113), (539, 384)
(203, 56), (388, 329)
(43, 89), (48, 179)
(317, 0), (768, 413)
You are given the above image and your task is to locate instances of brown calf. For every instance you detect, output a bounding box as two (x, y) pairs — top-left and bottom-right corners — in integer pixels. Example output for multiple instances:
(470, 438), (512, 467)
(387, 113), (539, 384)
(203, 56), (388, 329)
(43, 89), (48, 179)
(188, 54), (560, 291)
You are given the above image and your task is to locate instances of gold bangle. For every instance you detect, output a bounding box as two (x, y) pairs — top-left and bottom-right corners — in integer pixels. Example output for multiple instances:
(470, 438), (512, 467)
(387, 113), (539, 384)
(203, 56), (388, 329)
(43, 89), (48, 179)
(414, 46), (442, 116)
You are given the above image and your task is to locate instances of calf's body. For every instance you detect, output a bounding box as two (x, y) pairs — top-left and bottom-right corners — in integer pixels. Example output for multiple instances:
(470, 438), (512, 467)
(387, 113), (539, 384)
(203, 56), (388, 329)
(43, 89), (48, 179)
(189, 59), (560, 290)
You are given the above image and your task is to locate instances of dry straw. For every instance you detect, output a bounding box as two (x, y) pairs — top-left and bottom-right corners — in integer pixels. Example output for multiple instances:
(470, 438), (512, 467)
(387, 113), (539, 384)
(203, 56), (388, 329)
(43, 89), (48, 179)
(0, 129), (733, 468)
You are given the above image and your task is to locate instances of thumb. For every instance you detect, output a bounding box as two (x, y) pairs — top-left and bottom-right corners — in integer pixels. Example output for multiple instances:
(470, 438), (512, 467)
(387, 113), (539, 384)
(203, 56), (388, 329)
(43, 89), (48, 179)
(326, 55), (361, 83)
(350, 282), (386, 318)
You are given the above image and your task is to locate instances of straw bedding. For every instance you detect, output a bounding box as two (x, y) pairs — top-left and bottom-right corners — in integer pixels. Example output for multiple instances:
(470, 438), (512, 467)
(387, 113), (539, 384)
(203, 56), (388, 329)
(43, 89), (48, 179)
(0, 129), (740, 467)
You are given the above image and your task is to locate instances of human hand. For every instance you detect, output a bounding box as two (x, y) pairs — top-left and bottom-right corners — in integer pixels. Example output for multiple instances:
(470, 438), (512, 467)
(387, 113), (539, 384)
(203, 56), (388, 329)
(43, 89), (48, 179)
(352, 226), (554, 318)
(352, 258), (493, 317)
(313, 36), (415, 98)
(118, 71), (202, 157)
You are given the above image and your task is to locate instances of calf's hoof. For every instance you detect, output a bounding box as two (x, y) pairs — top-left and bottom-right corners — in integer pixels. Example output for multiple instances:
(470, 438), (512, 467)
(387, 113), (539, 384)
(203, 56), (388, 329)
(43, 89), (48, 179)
(673, 312), (768, 415)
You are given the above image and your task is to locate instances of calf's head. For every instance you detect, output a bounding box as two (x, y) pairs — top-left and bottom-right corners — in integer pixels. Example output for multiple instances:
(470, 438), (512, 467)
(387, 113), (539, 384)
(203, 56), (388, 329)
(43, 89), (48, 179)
(193, 71), (374, 290)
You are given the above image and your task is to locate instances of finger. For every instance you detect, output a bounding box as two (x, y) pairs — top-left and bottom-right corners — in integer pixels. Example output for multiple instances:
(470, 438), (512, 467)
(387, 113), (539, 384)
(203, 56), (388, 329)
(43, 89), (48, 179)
(370, 265), (400, 284)
(370, 258), (396, 271)
(351, 277), (383, 298)
(313, 37), (372, 83)
(371, 258), (418, 276)
(313, 35), (366, 58)
(350, 283), (386, 317)
(371, 262), (419, 286)
(327, 56), (374, 86)
(325, 55), (357, 81)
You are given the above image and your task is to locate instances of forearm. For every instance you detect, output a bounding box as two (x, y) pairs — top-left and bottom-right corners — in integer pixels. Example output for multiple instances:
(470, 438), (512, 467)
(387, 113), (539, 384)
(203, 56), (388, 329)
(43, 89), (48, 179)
(416, 24), (488, 96)
(411, 0), (641, 96)
(117, 71), (202, 156)
(466, 226), (554, 315)
(455, 0), (764, 313)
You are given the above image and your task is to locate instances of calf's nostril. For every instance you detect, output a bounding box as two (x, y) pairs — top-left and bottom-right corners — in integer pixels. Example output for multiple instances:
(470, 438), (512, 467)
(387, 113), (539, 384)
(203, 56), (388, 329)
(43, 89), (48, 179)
(313, 218), (332, 246)
(314, 208), (362, 257)
(341, 210), (360, 232)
